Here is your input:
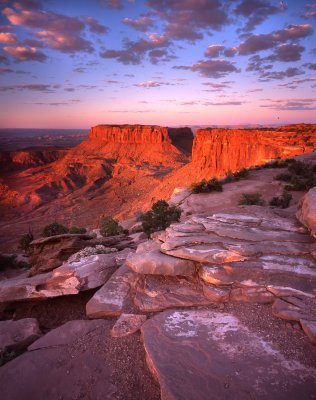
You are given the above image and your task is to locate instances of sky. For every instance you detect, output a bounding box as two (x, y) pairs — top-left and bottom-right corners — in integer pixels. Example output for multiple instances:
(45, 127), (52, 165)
(0, 0), (315, 128)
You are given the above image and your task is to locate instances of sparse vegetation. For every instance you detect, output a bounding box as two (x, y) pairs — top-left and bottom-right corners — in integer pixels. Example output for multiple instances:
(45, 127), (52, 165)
(18, 231), (34, 251)
(224, 168), (249, 183)
(42, 222), (69, 237)
(0, 254), (29, 271)
(269, 191), (292, 209)
(99, 216), (124, 237)
(69, 226), (87, 234)
(191, 177), (223, 194)
(273, 159), (316, 191)
(140, 200), (181, 236)
(239, 193), (265, 206)
(68, 245), (117, 263)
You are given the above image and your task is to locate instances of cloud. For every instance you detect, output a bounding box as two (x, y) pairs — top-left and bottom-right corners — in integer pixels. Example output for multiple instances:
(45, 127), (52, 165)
(260, 98), (316, 111)
(2, 7), (95, 53)
(34, 31), (93, 53)
(202, 81), (232, 91)
(174, 59), (239, 79)
(238, 24), (313, 55)
(235, 0), (282, 32)
(123, 16), (154, 32)
(268, 43), (305, 62)
(0, 32), (18, 44)
(278, 77), (316, 90)
(133, 80), (171, 88)
(304, 62), (316, 70)
(204, 44), (225, 58)
(203, 100), (244, 106)
(259, 67), (304, 81)
(147, 0), (229, 42)
(13, 0), (42, 9)
(0, 83), (54, 92)
(98, 0), (123, 9)
(0, 67), (13, 74)
(85, 17), (108, 34)
(3, 46), (47, 61)
(100, 34), (171, 64)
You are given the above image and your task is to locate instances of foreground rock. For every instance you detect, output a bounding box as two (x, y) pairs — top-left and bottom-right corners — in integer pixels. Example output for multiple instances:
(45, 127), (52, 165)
(142, 309), (316, 400)
(0, 252), (128, 303)
(86, 265), (139, 318)
(28, 234), (93, 275)
(111, 314), (147, 337)
(297, 187), (316, 237)
(126, 241), (195, 276)
(0, 320), (116, 400)
(0, 318), (41, 352)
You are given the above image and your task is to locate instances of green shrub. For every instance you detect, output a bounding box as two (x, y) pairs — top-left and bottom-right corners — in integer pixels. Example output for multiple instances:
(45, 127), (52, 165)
(18, 231), (34, 251)
(99, 216), (123, 237)
(69, 226), (87, 234)
(0, 254), (29, 271)
(269, 191), (292, 209)
(224, 168), (249, 183)
(42, 222), (69, 237)
(191, 177), (223, 194)
(140, 200), (181, 236)
(239, 193), (265, 206)
(274, 172), (292, 182)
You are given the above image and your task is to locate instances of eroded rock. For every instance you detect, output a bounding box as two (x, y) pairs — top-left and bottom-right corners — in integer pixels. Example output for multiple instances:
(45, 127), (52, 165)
(111, 314), (147, 337)
(0, 318), (41, 352)
(297, 187), (316, 237)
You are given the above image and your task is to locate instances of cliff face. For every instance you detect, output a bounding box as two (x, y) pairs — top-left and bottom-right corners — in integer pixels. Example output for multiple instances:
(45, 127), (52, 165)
(0, 149), (67, 171)
(89, 125), (171, 144)
(191, 129), (316, 179)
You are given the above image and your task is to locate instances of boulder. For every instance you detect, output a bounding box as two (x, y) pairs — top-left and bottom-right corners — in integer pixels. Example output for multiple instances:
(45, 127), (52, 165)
(86, 265), (139, 318)
(28, 234), (93, 275)
(0, 318), (41, 352)
(126, 241), (195, 276)
(300, 320), (316, 345)
(134, 276), (211, 312)
(0, 320), (116, 400)
(297, 187), (316, 237)
(272, 298), (316, 322)
(111, 314), (147, 337)
(141, 309), (316, 400)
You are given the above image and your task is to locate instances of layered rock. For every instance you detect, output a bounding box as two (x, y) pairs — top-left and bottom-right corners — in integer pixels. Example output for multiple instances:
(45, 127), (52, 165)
(297, 187), (316, 237)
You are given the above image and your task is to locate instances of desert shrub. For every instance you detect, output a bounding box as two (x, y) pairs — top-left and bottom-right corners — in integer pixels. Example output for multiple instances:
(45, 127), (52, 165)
(274, 172), (293, 182)
(0, 349), (16, 367)
(68, 245), (117, 263)
(191, 177), (223, 194)
(140, 200), (181, 236)
(42, 222), (69, 237)
(18, 231), (34, 251)
(269, 191), (292, 209)
(239, 193), (265, 206)
(0, 254), (29, 271)
(224, 168), (249, 183)
(99, 216), (123, 237)
(69, 226), (87, 234)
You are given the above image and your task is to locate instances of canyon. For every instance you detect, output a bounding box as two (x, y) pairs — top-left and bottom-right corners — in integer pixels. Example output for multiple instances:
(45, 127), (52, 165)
(0, 123), (315, 251)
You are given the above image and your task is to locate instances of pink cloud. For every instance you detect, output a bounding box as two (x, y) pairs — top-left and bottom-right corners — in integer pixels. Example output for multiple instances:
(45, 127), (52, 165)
(3, 46), (47, 61)
(0, 32), (18, 44)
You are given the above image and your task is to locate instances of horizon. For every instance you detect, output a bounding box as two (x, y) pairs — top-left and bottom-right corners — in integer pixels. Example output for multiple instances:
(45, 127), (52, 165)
(0, 0), (316, 128)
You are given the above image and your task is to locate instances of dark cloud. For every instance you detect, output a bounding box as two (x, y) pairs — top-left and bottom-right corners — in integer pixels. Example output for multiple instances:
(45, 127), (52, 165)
(98, 0), (123, 9)
(85, 17), (108, 34)
(304, 62), (316, 70)
(123, 16), (154, 32)
(268, 43), (305, 62)
(2, 7), (95, 53)
(238, 24), (313, 55)
(259, 67), (304, 81)
(147, 0), (229, 42)
(278, 77), (316, 90)
(3, 46), (47, 61)
(202, 81), (232, 91)
(0, 83), (54, 92)
(223, 47), (237, 57)
(13, 0), (42, 9)
(235, 0), (282, 32)
(204, 44), (224, 58)
(0, 66), (13, 73)
(100, 34), (171, 64)
(174, 59), (239, 79)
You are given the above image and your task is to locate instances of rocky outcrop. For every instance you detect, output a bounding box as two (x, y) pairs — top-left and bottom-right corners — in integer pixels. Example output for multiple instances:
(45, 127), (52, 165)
(28, 234), (94, 275)
(0, 318), (41, 353)
(141, 310), (316, 400)
(191, 128), (316, 180)
(111, 314), (147, 337)
(297, 187), (316, 237)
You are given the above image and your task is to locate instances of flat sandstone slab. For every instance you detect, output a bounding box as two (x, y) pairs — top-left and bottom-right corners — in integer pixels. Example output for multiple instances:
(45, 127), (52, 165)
(141, 309), (316, 400)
